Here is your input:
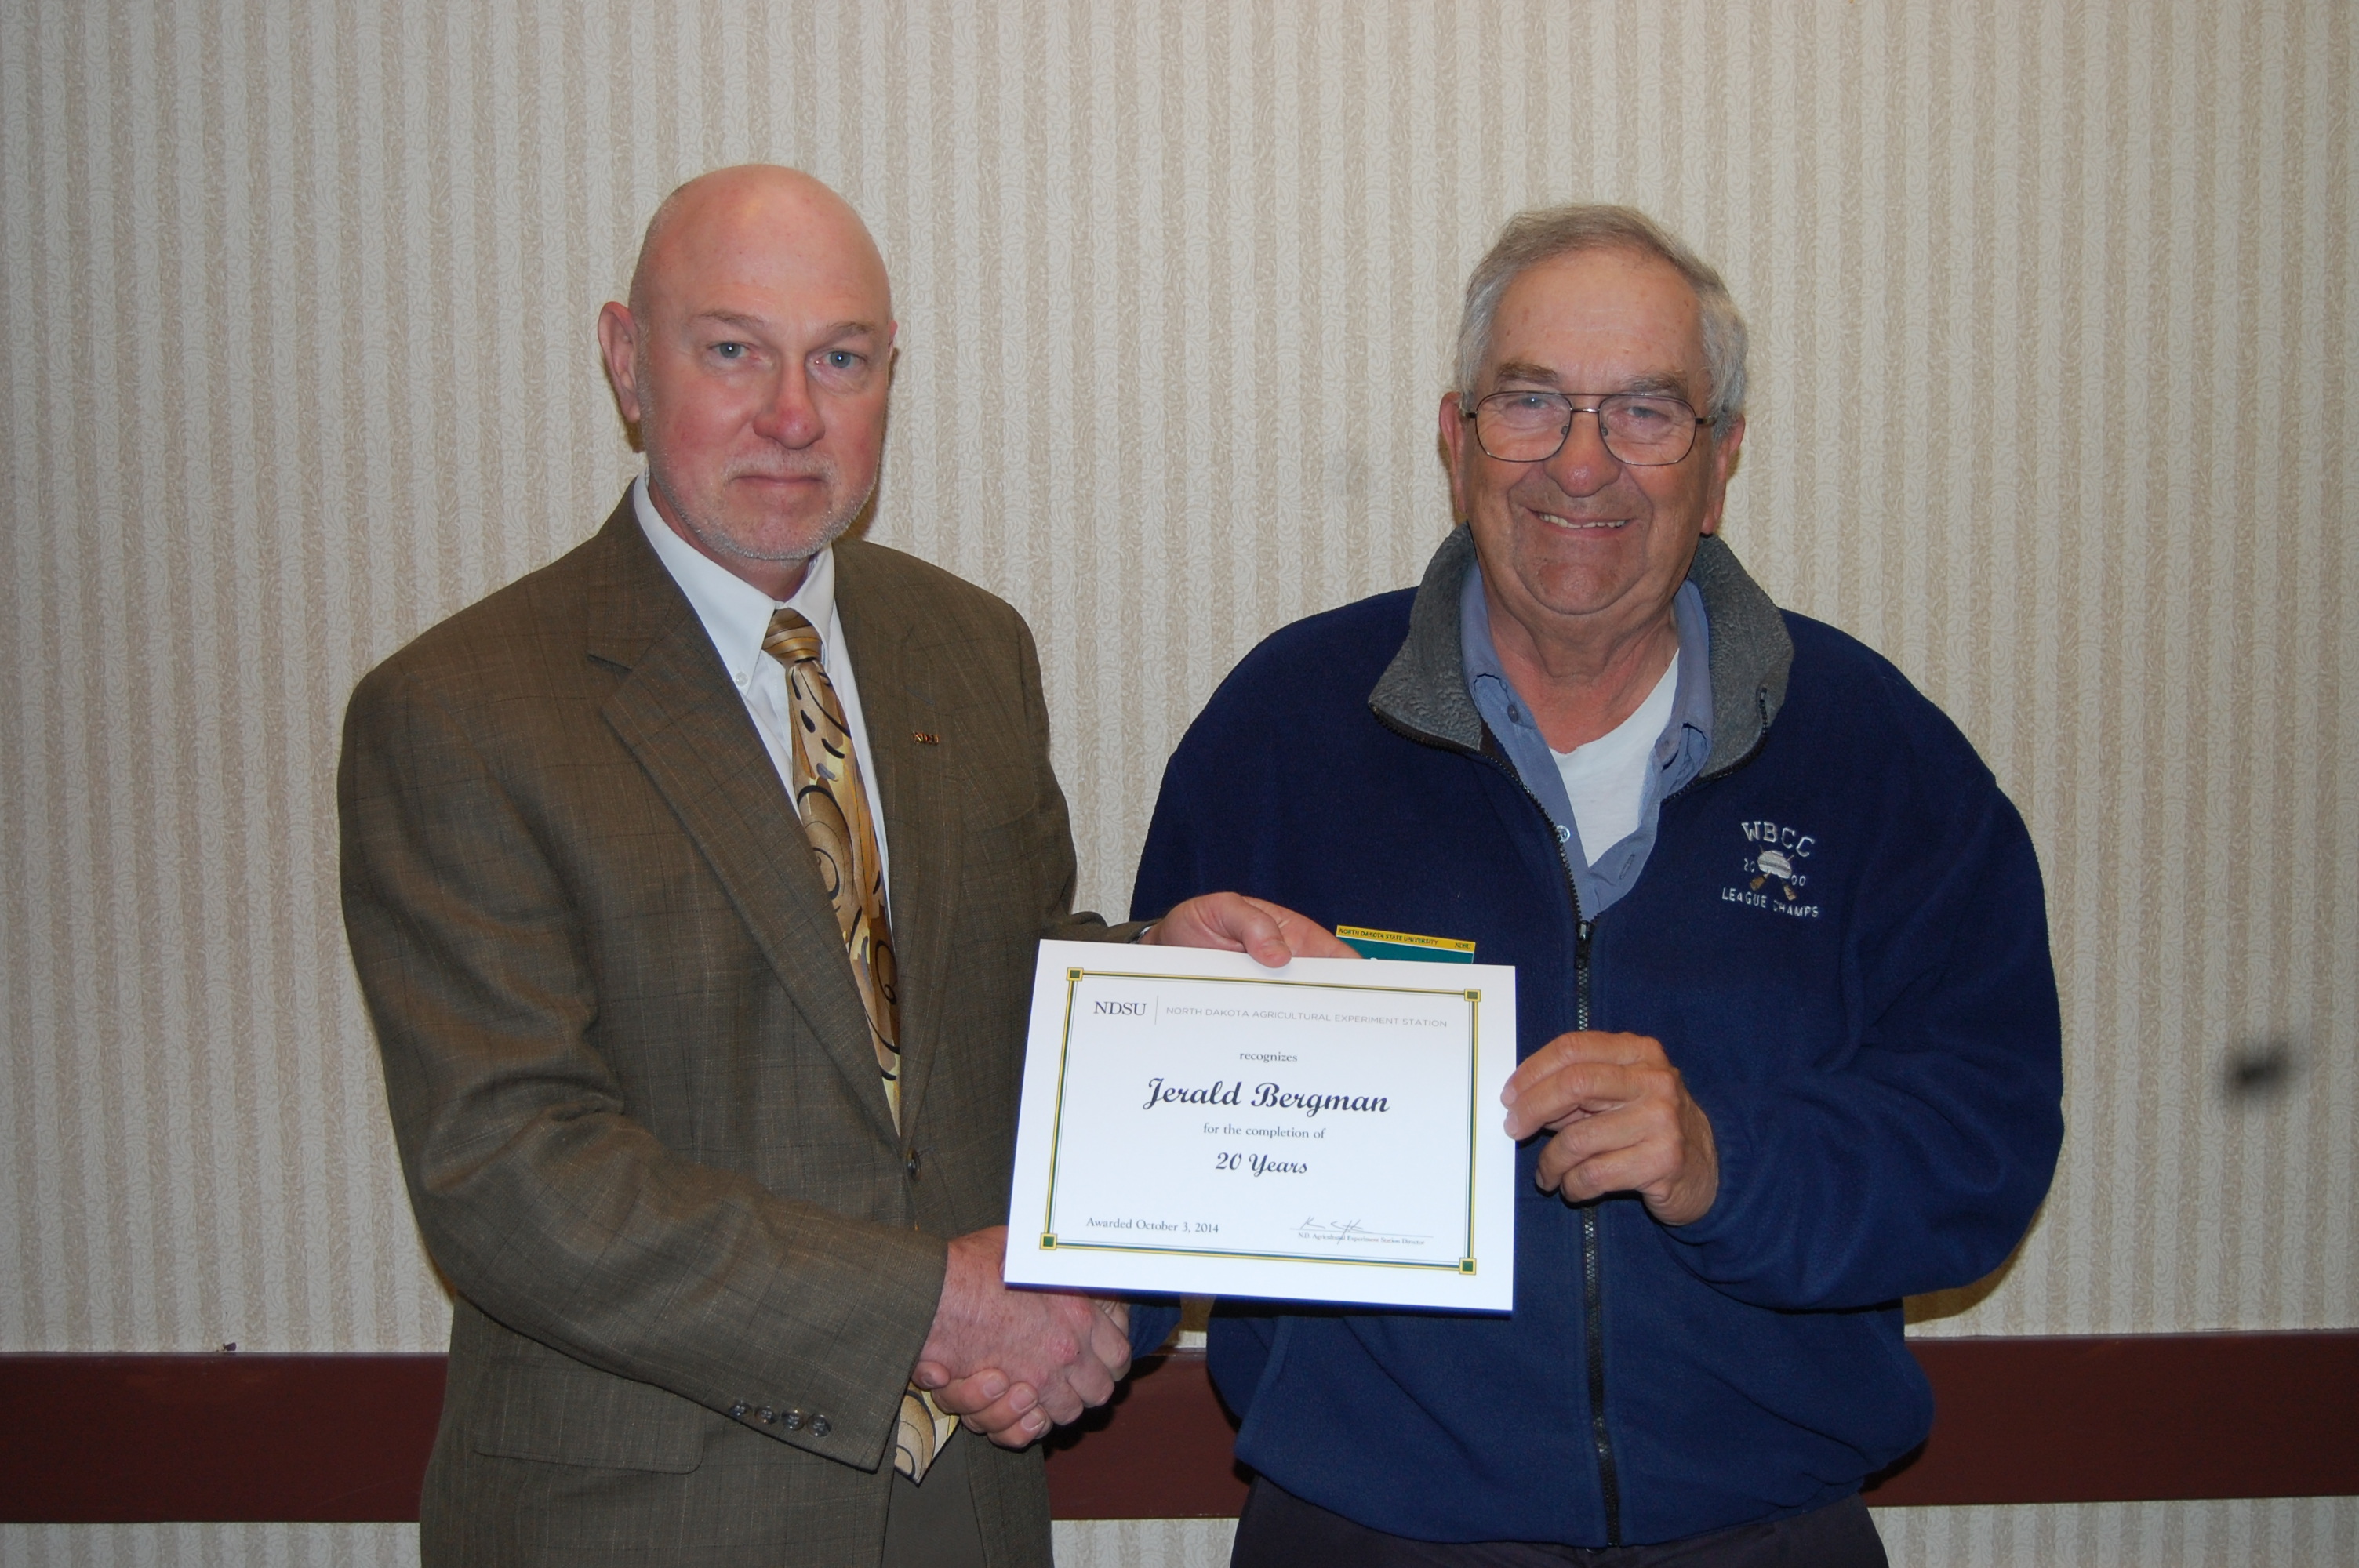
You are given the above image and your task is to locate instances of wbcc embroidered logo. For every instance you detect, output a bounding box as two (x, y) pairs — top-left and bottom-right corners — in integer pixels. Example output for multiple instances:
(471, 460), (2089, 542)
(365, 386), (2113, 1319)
(1723, 819), (1823, 919)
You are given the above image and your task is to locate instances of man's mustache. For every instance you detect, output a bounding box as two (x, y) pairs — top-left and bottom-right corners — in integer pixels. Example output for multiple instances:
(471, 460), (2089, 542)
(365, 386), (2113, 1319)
(727, 458), (834, 484)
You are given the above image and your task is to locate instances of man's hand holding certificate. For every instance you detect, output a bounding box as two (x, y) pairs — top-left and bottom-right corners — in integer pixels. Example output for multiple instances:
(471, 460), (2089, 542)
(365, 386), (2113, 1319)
(1003, 939), (1518, 1311)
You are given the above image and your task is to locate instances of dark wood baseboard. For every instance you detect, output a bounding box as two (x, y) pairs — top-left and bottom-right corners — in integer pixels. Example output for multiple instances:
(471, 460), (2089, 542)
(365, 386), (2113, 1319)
(0, 1352), (446, 1524)
(2, 1333), (2352, 1523)
(1864, 1333), (2359, 1507)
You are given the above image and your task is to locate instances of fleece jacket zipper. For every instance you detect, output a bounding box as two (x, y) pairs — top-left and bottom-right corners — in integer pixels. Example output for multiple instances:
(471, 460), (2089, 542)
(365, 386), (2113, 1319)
(1369, 706), (1627, 1544)
(1573, 916), (1619, 1545)
(1492, 739), (1624, 1547)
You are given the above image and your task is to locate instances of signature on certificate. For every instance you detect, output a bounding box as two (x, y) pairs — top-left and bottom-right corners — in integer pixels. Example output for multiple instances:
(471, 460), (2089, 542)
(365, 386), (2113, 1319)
(1297, 1217), (1432, 1247)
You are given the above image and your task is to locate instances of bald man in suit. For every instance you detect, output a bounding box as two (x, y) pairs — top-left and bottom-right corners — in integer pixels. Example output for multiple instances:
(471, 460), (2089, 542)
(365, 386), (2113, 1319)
(340, 165), (1339, 1567)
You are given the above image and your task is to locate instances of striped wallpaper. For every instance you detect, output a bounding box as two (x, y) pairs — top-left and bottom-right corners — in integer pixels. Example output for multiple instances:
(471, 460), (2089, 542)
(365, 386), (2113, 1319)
(2, 1), (2351, 1563)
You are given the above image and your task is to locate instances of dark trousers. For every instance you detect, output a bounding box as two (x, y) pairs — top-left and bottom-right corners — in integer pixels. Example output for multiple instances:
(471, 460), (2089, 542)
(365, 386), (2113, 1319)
(1230, 1477), (1888, 1568)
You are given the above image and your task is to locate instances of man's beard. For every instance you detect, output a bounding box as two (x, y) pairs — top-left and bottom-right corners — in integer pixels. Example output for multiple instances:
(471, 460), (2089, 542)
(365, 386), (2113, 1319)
(648, 459), (874, 569)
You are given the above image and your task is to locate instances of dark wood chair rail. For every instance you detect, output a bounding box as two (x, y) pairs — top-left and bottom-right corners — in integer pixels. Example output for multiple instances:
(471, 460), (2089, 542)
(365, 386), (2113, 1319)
(2, 1333), (2352, 1524)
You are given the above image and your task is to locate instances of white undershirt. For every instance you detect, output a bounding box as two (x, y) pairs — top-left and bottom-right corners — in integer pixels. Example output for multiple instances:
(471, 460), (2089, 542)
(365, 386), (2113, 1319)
(633, 475), (892, 907)
(1552, 650), (1680, 868)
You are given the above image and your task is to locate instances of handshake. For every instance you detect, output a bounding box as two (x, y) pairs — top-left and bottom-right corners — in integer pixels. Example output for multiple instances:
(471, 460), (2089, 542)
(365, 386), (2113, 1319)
(907, 894), (1356, 1446)
(910, 1225), (1135, 1447)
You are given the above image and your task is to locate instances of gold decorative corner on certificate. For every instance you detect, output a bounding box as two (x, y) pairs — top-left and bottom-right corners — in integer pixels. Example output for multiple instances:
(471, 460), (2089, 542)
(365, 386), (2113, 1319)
(1459, 1258), (1477, 1273)
(1067, 968), (1084, 982)
(1041, 1234), (1058, 1250)
(1464, 989), (1481, 1002)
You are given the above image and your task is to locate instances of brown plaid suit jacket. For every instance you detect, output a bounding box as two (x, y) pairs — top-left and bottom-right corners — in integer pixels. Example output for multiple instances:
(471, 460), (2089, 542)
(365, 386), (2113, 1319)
(339, 496), (1121, 1566)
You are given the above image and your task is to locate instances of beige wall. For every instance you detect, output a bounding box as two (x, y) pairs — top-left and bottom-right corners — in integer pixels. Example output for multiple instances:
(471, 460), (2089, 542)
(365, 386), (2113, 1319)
(2, 0), (2352, 1562)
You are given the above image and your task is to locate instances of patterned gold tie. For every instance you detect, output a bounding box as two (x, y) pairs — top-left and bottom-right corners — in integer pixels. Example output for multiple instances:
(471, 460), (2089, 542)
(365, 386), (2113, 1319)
(762, 608), (959, 1483)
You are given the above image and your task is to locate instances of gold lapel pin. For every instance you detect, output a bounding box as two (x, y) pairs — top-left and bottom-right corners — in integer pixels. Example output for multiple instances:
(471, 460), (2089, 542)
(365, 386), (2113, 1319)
(912, 731), (941, 746)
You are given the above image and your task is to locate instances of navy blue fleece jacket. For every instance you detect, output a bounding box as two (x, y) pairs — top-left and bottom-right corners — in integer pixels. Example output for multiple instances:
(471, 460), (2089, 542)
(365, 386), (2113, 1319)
(1128, 529), (2063, 1547)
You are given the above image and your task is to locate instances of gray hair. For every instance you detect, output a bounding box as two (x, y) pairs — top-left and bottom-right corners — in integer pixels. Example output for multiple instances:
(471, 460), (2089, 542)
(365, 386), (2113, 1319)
(1452, 204), (1749, 426)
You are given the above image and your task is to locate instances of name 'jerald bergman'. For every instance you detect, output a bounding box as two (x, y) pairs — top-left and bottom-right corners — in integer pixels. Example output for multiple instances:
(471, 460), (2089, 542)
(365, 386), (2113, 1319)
(1140, 1077), (1392, 1117)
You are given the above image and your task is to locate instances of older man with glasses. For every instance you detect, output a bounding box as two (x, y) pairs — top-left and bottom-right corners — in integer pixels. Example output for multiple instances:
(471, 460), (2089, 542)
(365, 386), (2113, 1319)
(1132, 206), (2065, 1566)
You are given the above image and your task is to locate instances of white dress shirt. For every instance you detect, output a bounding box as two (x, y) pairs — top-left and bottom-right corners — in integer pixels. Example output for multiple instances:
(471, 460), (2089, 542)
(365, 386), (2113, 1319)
(634, 475), (892, 908)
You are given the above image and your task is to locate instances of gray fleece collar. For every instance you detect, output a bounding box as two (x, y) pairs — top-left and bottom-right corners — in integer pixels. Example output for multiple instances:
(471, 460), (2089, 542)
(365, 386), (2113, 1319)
(1369, 527), (1793, 779)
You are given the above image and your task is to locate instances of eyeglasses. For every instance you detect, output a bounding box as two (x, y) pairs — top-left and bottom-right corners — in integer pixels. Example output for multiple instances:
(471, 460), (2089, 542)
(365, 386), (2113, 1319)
(1465, 390), (1714, 466)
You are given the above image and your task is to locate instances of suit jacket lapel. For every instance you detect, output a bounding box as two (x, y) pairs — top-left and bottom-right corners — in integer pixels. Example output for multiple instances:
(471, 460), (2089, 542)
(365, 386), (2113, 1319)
(583, 501), (900, 1148)
(834, 543), (964, 1140)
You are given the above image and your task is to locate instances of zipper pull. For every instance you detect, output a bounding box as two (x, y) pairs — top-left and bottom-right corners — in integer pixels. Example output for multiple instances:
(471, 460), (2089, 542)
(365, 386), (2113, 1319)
(1575, 918), (1595, 1033)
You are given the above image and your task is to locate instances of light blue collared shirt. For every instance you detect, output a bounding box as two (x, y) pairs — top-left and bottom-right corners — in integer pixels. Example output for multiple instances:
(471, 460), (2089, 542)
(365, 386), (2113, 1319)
(1459, 558), (1714, 918)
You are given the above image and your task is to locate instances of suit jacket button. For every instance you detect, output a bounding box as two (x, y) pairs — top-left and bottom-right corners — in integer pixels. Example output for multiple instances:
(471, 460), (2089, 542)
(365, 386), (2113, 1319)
(905, 1151), (921, 1179)
(783, 1409), (804, 1431)
(729, 1402), (749, 1420)
(757, 1407), (776, 1425)
(811, 1414), (831, 1438)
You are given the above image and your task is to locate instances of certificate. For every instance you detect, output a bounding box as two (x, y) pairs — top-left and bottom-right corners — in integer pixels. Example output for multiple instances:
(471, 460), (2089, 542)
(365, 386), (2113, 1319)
(1002, 941), (1518, 1311)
